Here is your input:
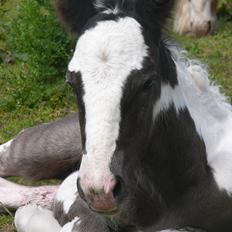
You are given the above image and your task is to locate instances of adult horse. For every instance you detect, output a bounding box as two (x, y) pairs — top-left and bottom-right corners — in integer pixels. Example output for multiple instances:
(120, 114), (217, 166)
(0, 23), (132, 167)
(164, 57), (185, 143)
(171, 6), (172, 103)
(0, 0), (232, 231)
(174, 0), (218, 37)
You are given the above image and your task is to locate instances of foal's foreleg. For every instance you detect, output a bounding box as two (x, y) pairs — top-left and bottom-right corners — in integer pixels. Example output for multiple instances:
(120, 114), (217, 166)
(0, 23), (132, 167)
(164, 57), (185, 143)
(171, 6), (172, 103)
(0, 177), (58, 210)
(0, 113), (82, 179)
(15, 205), (87, 232)
(15, 172), (111, 232)
(15, 204), (62, 232)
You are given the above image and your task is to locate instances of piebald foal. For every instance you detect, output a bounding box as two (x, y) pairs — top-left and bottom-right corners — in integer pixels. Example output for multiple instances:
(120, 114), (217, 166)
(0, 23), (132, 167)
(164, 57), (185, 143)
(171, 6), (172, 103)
(0, 0), (231, 231)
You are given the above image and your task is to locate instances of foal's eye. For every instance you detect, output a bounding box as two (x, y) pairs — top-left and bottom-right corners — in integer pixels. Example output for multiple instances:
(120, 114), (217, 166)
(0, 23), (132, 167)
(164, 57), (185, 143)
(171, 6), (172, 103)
(143, 79), (154, 90)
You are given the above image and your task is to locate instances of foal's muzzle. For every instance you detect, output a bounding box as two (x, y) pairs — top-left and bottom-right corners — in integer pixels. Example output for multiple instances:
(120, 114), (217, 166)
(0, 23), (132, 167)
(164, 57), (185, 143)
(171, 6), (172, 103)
(77, 176), (123, 215)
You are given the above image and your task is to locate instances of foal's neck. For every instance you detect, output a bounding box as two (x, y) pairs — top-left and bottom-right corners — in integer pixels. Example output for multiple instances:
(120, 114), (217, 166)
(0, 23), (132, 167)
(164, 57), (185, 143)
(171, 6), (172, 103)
(149, 45), (211, 204)
(150, 104), (209, 203)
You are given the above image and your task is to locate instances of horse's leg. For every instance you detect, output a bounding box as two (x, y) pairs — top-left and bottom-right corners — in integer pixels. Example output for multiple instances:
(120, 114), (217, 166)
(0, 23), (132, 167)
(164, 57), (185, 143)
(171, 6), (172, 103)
(15, 203), (107, 232)
(15, 204), (62, 232)
(0, 113), (82, 180)
(0, 177), (58, 210)
(15, 206), (80, 232)
(14, 171), (111, 232)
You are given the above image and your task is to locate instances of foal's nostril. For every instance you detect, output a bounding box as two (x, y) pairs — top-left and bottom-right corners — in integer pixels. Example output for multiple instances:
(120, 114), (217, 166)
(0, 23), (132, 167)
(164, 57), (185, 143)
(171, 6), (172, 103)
(113, 177), (123, 199)
(77, 178), (86, 201)
(207, 21), (212, 33)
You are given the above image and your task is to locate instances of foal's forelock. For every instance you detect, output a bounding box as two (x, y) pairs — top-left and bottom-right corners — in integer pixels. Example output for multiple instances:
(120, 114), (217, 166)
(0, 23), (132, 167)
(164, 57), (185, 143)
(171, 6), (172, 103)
(68, 16), (148, 190)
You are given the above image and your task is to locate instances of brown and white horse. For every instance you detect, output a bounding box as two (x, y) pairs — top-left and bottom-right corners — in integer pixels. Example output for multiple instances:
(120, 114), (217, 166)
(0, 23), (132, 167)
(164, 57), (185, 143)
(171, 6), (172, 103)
(174, 0), (218, 37)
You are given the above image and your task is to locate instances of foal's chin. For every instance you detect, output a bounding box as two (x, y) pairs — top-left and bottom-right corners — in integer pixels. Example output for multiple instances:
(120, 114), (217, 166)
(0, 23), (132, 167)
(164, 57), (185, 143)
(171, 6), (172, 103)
(191, 28), (216, 37)
(90, 206), (120, 217)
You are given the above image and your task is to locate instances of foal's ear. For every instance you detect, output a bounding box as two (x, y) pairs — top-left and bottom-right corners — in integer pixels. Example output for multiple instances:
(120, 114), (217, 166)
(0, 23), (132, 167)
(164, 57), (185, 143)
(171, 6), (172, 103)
(134, 0), (174, 35)
(54, 0), (97, 35)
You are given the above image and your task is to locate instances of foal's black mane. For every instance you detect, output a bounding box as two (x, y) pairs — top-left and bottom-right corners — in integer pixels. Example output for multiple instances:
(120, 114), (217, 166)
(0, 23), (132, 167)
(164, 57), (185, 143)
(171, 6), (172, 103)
(157, 40), (178, 87)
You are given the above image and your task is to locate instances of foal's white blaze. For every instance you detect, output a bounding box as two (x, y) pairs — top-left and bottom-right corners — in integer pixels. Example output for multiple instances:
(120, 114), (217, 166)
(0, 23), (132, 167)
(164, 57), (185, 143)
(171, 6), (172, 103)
(69, 17), (148, 191)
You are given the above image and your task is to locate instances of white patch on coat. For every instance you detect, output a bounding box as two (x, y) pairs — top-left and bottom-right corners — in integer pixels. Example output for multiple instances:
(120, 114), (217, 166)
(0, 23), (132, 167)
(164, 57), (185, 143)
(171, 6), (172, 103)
(69, 17), (148, 192)
(15, 204), (61, 232)
(153, 84), (186, 120)
(0, 139), (13, 154)
(169, 45), (232, 194)
(55, 171), (79, 214)
(60, 217), (81, 232)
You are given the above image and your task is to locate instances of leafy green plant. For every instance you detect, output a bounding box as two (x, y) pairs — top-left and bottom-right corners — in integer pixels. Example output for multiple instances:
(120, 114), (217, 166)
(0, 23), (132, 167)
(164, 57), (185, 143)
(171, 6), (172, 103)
(218, 0), (232, 20)
(6, 0), (73, 84)
(0, 0), (76, 139)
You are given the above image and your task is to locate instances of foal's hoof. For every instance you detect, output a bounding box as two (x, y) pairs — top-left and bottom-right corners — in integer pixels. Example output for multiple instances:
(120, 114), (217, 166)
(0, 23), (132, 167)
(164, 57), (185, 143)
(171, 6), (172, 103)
(15, 204), (61, 232)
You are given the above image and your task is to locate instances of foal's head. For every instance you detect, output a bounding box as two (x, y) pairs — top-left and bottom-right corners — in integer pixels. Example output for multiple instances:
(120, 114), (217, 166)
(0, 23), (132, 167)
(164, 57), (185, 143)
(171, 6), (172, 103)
(55, 0), (190, 228)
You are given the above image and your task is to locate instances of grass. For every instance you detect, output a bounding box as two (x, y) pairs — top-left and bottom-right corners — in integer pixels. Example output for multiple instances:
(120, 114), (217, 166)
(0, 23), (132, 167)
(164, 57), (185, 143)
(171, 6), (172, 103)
(0, 1), (232, 231)
(0, 0), (76, 143)
(0, 215), (14, 232)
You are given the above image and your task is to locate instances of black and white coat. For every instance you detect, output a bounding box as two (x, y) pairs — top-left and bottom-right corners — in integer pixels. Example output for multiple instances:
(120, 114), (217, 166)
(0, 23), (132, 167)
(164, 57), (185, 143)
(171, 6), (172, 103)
(0, 0), (232, 231)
